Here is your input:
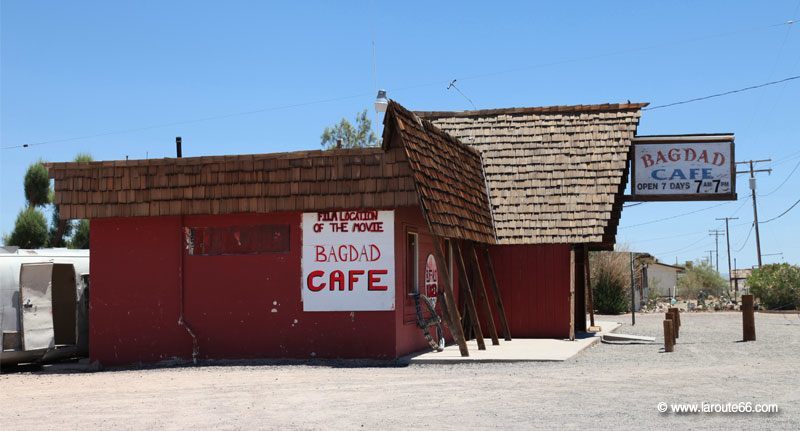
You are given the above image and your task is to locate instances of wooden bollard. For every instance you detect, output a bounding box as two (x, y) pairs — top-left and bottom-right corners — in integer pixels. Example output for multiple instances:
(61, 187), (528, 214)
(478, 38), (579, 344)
(665, 312), (677, 344)
(663, 319), (674, 352)
(668, 308), (680, 338)
(742, 294), (756, 341)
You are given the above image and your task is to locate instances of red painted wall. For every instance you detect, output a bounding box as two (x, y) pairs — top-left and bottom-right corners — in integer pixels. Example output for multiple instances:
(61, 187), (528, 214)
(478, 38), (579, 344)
(393, 207), (459, 356)
(90, 207), (442, 366)
(486, 244), (572, 338)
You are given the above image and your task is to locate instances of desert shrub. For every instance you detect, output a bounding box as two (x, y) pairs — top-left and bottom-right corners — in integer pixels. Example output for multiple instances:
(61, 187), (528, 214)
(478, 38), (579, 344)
(677, 260), (726, 299)
(590, 251), (630, 314)
(748, 264), (800, 310)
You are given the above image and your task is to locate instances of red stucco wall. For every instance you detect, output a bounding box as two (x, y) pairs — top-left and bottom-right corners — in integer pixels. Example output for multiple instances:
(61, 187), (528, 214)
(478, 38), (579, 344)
(90, 207), (443, 366)
(487, 244), (572, 338)
(90, 209), (572, 366)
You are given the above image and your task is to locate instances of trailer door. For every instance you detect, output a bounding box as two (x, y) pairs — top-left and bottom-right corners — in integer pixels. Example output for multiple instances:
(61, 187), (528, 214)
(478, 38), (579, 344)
(19, 263), (55, 350)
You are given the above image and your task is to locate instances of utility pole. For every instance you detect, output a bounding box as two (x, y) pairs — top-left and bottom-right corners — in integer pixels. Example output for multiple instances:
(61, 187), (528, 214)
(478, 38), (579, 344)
(736, 160), (772, 268)
(708, 229), (724, 273)
(716, 217), (739, 300)
(630, 252), (637, 326)
(706, 250), (714, 266)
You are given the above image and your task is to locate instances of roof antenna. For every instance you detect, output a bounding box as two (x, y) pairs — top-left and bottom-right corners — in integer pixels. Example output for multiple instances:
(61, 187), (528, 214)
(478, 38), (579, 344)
(447, 79), (477, 110)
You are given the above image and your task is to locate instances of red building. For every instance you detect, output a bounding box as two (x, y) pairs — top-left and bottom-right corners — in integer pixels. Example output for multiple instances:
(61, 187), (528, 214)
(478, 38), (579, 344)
(46, 101), (645, 366)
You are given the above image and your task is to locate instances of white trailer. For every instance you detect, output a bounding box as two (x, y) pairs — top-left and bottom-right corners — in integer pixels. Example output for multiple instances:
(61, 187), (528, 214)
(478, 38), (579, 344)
(1, 247), (89, 366)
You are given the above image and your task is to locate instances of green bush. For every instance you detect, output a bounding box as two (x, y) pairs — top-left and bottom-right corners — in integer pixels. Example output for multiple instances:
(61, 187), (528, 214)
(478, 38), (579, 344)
(593, 272), (629, 314)
(590, 251), (630, 314)
(748, 264), (800, 310)
(7, 208), (49, 248)
(678, 260), (727, 299)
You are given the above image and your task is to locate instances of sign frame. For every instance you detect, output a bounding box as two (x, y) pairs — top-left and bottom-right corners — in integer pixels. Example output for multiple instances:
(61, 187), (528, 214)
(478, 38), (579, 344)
(628, 134), (737, 202)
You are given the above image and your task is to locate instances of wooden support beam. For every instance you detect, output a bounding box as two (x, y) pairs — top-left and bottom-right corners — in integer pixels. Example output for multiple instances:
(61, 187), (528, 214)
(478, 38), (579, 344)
(432, 237), (469, 357)
(569, 247), (576, 341)
(469, 242), (500, 346)
(481, 246), (512, 341)
(584, 244), (595, 328)
(455, 241), (486, 350)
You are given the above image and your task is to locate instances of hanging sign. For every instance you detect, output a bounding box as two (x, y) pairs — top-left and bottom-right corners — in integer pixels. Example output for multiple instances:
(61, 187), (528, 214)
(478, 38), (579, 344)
(301, 210), (395, 311)
(424, 254), (439, 307)
(631, 135), (736, 201)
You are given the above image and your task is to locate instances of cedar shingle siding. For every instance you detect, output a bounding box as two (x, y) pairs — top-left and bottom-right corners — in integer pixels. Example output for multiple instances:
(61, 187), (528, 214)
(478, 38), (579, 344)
(417, 103), (646, 247)
(386, 101), (495, 244)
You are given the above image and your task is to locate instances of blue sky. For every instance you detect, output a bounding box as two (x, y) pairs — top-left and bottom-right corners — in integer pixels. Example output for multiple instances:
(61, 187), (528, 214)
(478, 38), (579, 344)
(1, 1), (798, 270)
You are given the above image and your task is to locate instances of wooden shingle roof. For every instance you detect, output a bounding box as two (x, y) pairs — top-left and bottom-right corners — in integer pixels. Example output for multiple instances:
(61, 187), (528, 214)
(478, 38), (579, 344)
(385, 101), (495, 244)
(417, 103), (647, 247)
(45, 147), (418, 219)
(45, 101), (496, 244)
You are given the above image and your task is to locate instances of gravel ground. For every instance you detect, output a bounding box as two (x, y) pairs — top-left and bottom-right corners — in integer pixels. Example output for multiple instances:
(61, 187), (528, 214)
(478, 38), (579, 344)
(1, 312), (798, 430)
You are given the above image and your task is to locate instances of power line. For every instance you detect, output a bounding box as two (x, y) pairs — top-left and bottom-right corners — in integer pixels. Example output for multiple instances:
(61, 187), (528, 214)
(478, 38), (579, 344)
(760, 158), (800, 197)
(619, 201), (734, 229)
(2, 20), (797, 151)
(759, 196), (800, 223)
(0, 92), (374, 150)
(735, 223), (755, 252)
(643, 75), (800, 111)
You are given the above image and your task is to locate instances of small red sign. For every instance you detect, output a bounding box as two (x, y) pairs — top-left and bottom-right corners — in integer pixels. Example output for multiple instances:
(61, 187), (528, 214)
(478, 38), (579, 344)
(424, 254), (438, 306)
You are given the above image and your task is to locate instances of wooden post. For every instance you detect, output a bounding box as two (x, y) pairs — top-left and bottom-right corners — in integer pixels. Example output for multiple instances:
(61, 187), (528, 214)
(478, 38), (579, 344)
(665, 312), (676, 345)
(668, 308), (680, 338)
(432, 238), (469, 356)
(480, 247), (512, 341)
(742, 294), (756, 341)
(469, 242), (500, 346)
(663, 319), (674, 352)
(454, 241), (486, 350)
(584, 245), (595, 328)
(569, 248), (576, 341)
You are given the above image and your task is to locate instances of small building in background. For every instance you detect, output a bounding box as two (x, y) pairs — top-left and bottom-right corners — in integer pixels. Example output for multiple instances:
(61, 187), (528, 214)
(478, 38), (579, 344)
(643, 261), (685, 299)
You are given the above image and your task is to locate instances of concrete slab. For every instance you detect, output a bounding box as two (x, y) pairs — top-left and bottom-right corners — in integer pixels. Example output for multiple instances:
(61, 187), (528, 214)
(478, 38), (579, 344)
(404, 320), (622, 364)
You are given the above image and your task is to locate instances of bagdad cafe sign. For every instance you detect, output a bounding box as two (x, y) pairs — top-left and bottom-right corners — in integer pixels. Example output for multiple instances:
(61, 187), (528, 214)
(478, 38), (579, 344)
(631, 134), (737, 201)
(301, 210), (395, 311)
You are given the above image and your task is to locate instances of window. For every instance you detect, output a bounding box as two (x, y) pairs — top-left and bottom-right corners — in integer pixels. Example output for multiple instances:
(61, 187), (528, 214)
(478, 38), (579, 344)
(407, 232), (419, 295)
(185, 225), (290, 256)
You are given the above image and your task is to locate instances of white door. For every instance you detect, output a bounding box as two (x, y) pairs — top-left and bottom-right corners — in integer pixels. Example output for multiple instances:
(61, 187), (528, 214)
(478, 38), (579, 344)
(19, 263), (55, 350)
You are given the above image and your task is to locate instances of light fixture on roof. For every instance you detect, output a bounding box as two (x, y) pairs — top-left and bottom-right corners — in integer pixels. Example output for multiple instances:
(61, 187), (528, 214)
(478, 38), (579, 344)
(374, 89), (388, 113)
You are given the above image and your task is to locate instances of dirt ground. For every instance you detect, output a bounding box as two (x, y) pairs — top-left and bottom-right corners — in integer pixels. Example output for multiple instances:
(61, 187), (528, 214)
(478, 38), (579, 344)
(2, 312), (798, 430)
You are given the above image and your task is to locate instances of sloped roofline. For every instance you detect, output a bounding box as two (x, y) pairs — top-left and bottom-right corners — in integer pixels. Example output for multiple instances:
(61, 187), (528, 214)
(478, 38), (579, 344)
(415, 102), (649, 119)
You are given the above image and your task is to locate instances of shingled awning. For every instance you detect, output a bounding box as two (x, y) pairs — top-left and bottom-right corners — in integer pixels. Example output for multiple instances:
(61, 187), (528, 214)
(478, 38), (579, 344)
(45, 101), (496, 244)
(417, 103), (647, 248)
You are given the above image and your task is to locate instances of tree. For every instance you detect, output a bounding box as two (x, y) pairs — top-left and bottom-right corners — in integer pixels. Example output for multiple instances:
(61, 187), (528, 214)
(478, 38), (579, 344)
(51, 153), (94, 247)
(320, 110), (378, 149)
(677, 260), (727, 299)
(7, 162), (52, 248)
(69, 219), (90, 249)
(6, 208), (49, 248)
(748, 263), (800, 310)
(23, 162), (51, 207)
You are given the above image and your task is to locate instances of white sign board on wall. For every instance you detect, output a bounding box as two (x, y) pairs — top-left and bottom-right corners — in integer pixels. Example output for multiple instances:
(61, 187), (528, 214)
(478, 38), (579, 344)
(301, 210), (395, 311)
(631, 135), (736, 201)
